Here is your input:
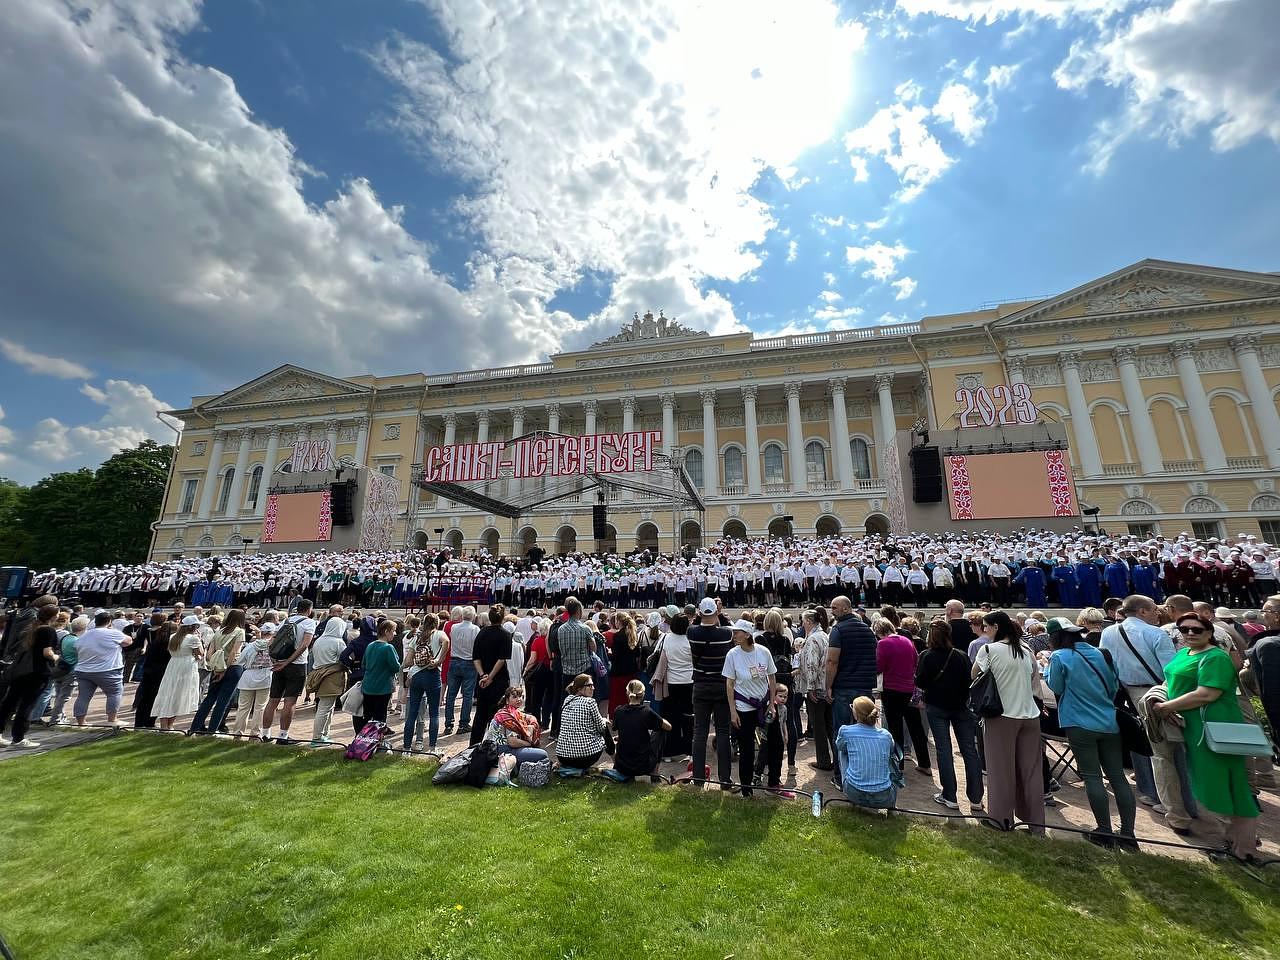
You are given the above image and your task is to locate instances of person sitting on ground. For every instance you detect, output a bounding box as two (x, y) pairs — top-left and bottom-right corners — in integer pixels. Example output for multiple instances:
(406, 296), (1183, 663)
(485, 686), (547, 769)
(607, 679), (670, 782)
(557, 673), (609, 771)
(835, 696), (903, 811)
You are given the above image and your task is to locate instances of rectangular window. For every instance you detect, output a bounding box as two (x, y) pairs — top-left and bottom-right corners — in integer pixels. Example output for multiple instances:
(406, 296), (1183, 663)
(379, 464), (396, 477)
(1191, 520), (1222, 541)
(180, 478), (199, 513)
(1126, 523), (1156, 538)
(1260, 519), (1280, 545)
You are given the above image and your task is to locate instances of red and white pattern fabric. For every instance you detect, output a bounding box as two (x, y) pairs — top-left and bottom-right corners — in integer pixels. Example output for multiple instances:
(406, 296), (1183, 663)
(317, 488), (333, 540)
(261, 494), (280, 543)
(881, 435), (907, 533)
(1043, 450), (1075, 517)
(947, 456), (974, 520)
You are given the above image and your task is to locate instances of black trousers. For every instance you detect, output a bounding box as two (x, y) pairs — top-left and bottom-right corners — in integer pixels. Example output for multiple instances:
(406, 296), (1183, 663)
(0, 673), (44, 744)
(881, 689), (930, 769)
(735, 708), (781, 793)
(663, 682), (693, 756)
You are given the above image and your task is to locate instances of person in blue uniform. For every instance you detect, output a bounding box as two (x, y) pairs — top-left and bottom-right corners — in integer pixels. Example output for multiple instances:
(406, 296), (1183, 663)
(1052, 559), (1078, 608)
(1013, 562), (1047, 608)
(1132, 558), (1162, 603)
(1104, 556), (1131, 600)
(1075, 556), (1103, 608)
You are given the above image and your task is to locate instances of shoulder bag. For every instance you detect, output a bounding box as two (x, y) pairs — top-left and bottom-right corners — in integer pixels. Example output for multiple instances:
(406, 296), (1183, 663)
(1075, 647), (1153, 757)
(1117, 626), (1162, 686)
(968, 654), (1003, 719)
(1201, 707), (1273, 758)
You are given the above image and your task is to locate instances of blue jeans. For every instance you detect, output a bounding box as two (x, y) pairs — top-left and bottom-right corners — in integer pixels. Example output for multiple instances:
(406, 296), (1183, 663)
(444, 659), (477, 729)
(28, 679), (54, 722)
(926, 704), (984, 805)
(404, 669), (442, 749)
(190, 665), (243, 733)
(503, 745), (549, 765)
(1130, 750), (1158, 801)
(831, 688), (869, 733)
(843, 782), (897, 809)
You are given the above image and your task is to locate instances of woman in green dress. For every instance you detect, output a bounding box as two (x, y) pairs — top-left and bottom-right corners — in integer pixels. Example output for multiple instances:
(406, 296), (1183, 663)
(1153, 612), (1264, 863)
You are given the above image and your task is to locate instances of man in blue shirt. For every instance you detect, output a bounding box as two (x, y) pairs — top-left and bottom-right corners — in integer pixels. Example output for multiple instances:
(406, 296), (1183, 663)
(1100, 595), (1175, 807)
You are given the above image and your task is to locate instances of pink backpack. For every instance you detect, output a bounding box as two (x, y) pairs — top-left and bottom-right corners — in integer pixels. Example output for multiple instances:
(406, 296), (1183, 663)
(344, 721), (389, 761)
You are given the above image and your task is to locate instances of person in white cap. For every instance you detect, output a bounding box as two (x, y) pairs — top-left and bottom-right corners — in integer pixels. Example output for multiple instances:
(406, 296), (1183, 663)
(153, 615), (206, 732)
(723, 618), (779, 797)
(686, 596), (735, 789)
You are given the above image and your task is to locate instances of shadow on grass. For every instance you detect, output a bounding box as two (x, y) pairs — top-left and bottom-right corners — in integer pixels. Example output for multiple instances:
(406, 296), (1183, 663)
(643, 785), (780, 859)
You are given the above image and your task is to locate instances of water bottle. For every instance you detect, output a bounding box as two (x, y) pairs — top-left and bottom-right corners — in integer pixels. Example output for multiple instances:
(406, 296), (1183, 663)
(811, 789), (822, 818)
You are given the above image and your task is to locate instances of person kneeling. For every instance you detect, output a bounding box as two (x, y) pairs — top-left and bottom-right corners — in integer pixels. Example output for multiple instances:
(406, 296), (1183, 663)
(835, 696), (904, 811)
(607, 679), (671, 783)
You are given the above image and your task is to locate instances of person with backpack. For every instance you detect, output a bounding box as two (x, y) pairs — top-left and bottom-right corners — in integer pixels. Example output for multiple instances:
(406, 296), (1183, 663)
(189, 608), (246, 735)
(0, 603), (60, 749)
(233, 623), (275, 739)
(307, 615), (350, 745)
(403, 613), (448, 752)
(260, 599), (316, 743)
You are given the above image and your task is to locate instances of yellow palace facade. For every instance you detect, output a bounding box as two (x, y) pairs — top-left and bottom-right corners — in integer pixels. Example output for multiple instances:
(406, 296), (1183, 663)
(150, 259), (1280, 559)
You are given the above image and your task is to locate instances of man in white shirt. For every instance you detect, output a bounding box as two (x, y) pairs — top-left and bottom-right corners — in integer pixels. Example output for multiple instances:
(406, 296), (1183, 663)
(445, 608), (480, 735)
(261, 599), (316, 743)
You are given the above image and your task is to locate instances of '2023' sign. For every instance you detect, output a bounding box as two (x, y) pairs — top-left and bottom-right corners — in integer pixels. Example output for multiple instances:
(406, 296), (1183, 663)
(955, 383), (1038, 427)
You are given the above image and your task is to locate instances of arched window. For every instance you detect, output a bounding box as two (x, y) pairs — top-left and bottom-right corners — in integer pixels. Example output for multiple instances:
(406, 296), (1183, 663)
(723, 447), (744, 486)
(215, 467), (235, 514)
(805, 441), (828, 483)
(763, 444), (784, 484)
(245, 465), (264, 509)
(684, 448), (704, 490)
(851, 438), (871, 480)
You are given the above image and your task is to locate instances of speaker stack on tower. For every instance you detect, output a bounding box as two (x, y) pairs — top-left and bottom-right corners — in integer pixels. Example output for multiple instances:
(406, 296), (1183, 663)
(330, 479), (358, 526)
(909, 446), (943, 503)
(592, 504), (609, 540)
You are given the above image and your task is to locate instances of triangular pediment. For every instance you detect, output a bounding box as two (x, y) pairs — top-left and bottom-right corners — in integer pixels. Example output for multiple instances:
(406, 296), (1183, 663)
(204, 365), (371, 409)
(994, 260), (1280, 328)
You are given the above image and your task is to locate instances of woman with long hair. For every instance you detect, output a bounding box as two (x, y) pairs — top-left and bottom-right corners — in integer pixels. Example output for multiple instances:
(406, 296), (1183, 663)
(0, 604), (59, 749)
(757, 607), (800, 771)
(153, 616), (205, 732)
(656, 613), (693, 761)
(402, 613), (447, 752)
(523, 617), (554, 727)
(874, 616), (931, 775)
(798, 607), (832, 770)
(916, 618), (982, 811)
(972, 611), (1044, 833)
(606, 612), (640, 718)
(190, 608), (246, 735)
(485, 686), (548, 769)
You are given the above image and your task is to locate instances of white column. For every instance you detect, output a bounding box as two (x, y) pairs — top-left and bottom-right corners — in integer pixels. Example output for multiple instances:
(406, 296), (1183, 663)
(742, 385), (762, 497)
(508, 406), (525, 500)
(440, 413), (457, 508)
(1171, 340), (1228, 471)
(829, 378), (854, 491)
(700, 390), (719, 497)
(874, 374), (897, 476)
(546, 403), (560, 434)
(785, 382), (807, 493)
(475, 410), (490, 444)
(620, 397), (636, 501)
(1059, 352), (1103, 478)
(223, 430), (252, 517)
(354, 418), (369, 466)
(1233, 335), (1280, 469)
(257, 428), (281, 518)
(325, 421), (339, 463)
(196, 431), (226, 520)
(660, 393), (676, 456)
(582, 399), (597, 436)
(1007, 355), (1026, 387)
(1113, 346), (1163, 475)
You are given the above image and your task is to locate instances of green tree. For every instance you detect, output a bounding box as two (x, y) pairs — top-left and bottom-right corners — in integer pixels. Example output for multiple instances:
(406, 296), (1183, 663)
(18, 469), (97, 569)
(0, 478), (32, 562)
(91, 440), (174, 564)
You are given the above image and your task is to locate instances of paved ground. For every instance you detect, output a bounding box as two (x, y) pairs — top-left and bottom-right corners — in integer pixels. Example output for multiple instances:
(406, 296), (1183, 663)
(20, 674), (1278, 867)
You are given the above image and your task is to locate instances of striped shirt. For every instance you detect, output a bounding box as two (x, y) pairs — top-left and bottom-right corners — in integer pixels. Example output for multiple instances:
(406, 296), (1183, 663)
(687, 624), (734, 687)
(836, 723), (894, 793)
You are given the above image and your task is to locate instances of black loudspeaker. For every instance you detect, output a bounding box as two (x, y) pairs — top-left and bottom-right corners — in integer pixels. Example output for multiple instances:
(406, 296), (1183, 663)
(592, 504), (609, 539)
(909, 445), (943, 503)
(331, 479), (357, 525)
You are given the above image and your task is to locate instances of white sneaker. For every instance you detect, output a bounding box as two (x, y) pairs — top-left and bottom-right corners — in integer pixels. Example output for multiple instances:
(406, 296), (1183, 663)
(9, 739), (40, 750)
(0, 735), (10, 747)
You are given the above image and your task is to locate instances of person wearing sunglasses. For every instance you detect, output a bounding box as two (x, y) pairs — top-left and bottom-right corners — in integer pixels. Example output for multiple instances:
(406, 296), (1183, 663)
(1153, 613), (1267, 863)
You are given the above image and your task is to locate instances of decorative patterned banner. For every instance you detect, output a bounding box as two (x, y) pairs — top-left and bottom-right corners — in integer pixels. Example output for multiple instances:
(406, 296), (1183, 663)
(947, 456), (974, 520)
(261, 494), (280, 543)
(881, 435), (907, 533)
(316, 488), (333, 540)
(1043, 449), (1076, 517)
(359, 470), (401, 551)
(422, 430), (663, 483)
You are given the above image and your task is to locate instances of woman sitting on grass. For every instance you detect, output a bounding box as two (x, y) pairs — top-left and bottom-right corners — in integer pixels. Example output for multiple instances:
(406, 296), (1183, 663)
(835, 696), (903, 811)
(485, 686), (547, 769)
(557, 674), (609, 772)
(606, 679), (670, 782)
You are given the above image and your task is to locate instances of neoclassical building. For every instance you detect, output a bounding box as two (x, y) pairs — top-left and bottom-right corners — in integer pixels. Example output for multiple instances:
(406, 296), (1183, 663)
(151, 259), (1280, 559)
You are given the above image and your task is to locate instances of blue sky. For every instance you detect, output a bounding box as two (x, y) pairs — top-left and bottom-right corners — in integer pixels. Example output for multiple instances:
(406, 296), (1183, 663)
(1, 0), (1277, 483)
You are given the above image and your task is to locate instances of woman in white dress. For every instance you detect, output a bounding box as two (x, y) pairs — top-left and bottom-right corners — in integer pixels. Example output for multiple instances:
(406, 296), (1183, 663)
(154, 615), (205, 731)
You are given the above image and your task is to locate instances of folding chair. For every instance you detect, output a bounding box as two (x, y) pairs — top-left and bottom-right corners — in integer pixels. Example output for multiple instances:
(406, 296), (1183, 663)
(1043, 733), (1077, 783)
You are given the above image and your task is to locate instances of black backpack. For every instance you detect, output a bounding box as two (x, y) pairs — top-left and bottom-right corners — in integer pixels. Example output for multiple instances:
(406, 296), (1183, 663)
(269, 617), (300, 662)
(464, 739), (499, 788)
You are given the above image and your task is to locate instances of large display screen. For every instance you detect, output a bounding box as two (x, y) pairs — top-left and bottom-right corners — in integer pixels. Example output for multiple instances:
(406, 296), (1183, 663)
(261, 490), (333, 543)
(944, 450), (1078, 521)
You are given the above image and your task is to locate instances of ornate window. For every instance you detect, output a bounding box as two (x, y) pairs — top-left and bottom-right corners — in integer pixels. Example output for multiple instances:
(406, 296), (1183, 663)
(684, 448), (704, 490)
(805, 441), (828, 483)
(245, 465), (263, 510)
(723, 447), (744, 486)
(763, 444), (784, 484)
(215, 467), (235, 514)
(850, 438), (871, 480)
(179, 478), (199, 514)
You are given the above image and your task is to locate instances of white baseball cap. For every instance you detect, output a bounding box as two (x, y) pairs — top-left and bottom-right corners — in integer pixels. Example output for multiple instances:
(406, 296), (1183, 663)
(697, 597), (718, 616)
(731, 619), (755, 635)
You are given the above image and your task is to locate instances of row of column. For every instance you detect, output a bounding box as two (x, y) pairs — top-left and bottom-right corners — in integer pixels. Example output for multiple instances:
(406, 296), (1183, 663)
(1011, 335), (1280, 477)
(428, 377), (901, 498)
(194, 418), (370, 520)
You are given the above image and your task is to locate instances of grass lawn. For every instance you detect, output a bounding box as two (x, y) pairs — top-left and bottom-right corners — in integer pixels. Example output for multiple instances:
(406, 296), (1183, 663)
(2, 735), (1278, 960)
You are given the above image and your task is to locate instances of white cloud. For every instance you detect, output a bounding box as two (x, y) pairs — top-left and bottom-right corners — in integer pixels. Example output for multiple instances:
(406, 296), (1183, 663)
(892, 276), (918, 299)
(895, 0), (1135, 24)
(787, 239), (799, 262)
(1054, 0), (1280, 172)
(846, 241), (911, 281)
(818, 289), (842, 304)
(25, 379), (177, 473)
(0, 338), (92, 380)
(849, 155), (870, 182)
(0, 406), (13, 467)
(823, 272), (838, 286)
(933, 82), (986, 143)
(375, 0), (866, 346)
(863, 214), (890, 231)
